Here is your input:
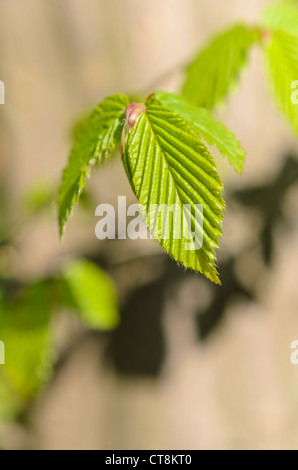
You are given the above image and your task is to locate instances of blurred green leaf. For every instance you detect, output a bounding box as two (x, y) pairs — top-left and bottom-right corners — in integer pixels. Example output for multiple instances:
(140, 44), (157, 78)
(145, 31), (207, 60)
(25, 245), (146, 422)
(62, 260), (120, 330)
(183, 24), (260, 110)
(153, 91), (245, 173)
(0, 378), (21, 421)
(58, 94), (130, 237)
(0, 185), (7, 230)
(23, 181), (55, 215)
(260, 0), (298, 35)
(0, 281), (54, 411)
(260, 0), (298, 135)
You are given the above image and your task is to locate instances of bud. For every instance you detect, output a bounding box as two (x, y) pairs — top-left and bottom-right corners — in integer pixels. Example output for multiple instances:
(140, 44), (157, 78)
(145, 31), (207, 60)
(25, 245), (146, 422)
(261, 29), (273, 43)
(120, 102), (146, 153)
(126, 102), (146, 130)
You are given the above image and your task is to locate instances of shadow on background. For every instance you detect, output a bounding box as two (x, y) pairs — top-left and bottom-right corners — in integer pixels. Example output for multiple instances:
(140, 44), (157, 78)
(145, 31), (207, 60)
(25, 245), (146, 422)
(102, 153), (298, 377)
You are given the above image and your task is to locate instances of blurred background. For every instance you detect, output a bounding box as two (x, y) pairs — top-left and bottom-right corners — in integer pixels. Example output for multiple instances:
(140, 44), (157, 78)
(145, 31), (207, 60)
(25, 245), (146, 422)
(1, 0), (298, 450)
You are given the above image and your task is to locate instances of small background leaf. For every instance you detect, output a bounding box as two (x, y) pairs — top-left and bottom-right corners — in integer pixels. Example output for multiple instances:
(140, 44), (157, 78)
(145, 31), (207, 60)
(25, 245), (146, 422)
(23, 181), (55, 215)
(0, 282), (54, 405)
(62, 260), (120, 330)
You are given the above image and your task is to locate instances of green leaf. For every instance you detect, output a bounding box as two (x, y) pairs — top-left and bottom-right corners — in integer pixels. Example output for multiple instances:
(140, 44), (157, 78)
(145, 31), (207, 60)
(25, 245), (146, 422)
(23, 180), (55, 215)
(58, 94), (130, 237)
(0, 282), (54, 403)
(153, 91), (245, 173)
(183, 24), (260, 110)
(0, 378), (20, 421)
(122, 100), (225, 284)
(260, 1), (298, 135)
(260, 0), (298, 35)
(62, 260), (120, 330)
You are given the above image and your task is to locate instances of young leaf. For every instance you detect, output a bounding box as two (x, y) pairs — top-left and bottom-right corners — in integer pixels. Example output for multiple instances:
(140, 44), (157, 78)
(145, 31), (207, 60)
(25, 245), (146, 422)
(153, 91), (245, 173)
(260, 1), (298, 135)
(122, 100), (225, 284)
(58, 94), (130, 237)
(183, 24), (260, 110)
(260, 0), (298, 35)
(62, 259), (120, 330)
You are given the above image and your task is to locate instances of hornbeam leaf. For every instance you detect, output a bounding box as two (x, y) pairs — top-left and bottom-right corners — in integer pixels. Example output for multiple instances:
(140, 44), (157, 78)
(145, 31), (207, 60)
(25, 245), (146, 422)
(153, 91), (245, 173)
(62, 259), (120, 331)
(260, 0), (298, 35)
(260, 1), (298, 136)
(58, 94), (129, 236)
(122, 101), (225, 284)
(183, 24), (260, 110)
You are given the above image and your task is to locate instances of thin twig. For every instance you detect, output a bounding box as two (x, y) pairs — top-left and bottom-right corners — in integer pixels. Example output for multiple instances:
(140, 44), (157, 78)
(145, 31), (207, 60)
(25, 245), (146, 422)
(135, 59), (188, 97)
